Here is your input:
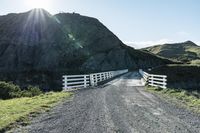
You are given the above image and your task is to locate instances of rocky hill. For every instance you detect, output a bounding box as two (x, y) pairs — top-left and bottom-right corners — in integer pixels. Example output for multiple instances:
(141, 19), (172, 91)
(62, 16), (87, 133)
(142, 41), (200, 63)
(0, 9), (171, 90)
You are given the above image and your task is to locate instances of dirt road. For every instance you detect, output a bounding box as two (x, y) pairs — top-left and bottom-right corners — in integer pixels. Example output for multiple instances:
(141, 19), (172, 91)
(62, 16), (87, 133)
(13, 72), (200, 133)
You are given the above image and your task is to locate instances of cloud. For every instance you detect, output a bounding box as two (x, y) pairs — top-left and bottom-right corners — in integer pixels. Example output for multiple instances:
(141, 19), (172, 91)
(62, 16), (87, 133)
(124, 39), (174, 49)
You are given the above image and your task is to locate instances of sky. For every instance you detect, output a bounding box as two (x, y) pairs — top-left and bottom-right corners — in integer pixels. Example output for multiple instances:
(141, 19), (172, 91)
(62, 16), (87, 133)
(0, 0), (200, 48)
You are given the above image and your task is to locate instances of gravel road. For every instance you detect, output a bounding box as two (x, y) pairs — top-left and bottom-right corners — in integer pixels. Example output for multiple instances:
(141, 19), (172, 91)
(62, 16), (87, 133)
(13, 72), (200, 133)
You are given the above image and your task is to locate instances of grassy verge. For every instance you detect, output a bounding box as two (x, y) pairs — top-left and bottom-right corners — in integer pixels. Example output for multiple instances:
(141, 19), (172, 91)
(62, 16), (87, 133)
(146, 86), (200, 113)
(0, 92), (73, 132)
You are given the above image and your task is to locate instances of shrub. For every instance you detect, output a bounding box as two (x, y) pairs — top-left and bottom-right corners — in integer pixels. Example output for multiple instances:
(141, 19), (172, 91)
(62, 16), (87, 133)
(0, 81), (21, 99)
(21, 86), (42, 97)
(0, 82), (43, 99)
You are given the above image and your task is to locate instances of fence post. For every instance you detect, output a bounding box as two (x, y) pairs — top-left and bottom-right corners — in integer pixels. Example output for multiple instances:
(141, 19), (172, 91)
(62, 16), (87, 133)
(163, 76), (167, 89)
(146, 74), (149, 85)
(100, 73), (102, 81)
(163, 76), (165, 88)
(84, 75), (87, 88)
(63, 76), (68, 91)
(144, 74), (147, 85)
(90, 74), (94, 87)
(95, 74), (98, 85)
(150, 75), (153, 86)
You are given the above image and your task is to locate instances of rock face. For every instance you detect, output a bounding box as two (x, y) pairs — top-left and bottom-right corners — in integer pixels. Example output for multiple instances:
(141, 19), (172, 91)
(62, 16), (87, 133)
(0, 9), (171, 90)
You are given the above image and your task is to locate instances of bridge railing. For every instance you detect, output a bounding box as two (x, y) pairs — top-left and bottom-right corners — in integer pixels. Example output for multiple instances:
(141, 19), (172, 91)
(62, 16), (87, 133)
(63, 75), (90, 90)
(139, 69), (167, 89)
(63, 69), (128, 91)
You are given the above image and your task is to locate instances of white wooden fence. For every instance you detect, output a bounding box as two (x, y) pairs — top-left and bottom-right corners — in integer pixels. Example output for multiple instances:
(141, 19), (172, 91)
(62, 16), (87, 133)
(139, 69), (167, 89)
(63, 69), (128, 90)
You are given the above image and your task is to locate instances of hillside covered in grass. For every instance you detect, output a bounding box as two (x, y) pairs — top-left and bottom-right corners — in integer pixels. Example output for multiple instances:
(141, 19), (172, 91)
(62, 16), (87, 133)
(142, 41), (200, 63)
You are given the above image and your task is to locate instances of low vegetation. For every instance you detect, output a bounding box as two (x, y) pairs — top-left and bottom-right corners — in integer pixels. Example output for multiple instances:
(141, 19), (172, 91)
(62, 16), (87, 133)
(190, 59), (200, 65)
(147, 86), (200, 113)
(0, 81), (42, 100)
(0, 92), (72, 132)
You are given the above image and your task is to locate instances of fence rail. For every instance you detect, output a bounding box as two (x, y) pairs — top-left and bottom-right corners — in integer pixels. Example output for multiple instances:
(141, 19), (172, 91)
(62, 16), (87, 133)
(139, 69), (167, 89)
(63, 69), (128, 90)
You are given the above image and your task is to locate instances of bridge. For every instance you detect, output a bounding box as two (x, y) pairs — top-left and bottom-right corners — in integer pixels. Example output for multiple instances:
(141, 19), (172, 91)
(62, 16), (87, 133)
(62, 69), (167, 90)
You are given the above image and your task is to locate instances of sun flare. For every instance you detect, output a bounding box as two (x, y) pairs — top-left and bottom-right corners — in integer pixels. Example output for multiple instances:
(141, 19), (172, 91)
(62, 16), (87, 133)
(25, 0), (50, 9)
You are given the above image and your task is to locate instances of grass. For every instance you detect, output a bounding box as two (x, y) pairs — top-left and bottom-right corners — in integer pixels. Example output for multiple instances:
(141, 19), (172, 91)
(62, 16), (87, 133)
(146, 86), (200, 113)
(0, 92), (73, 132)
(190, 59), (200, 65)
(187, 46), (200, 56)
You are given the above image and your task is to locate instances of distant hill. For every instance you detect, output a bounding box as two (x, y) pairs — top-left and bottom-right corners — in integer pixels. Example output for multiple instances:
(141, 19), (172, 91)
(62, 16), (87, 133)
(142, 41), (200, 63)
(0, 9), (171, 90)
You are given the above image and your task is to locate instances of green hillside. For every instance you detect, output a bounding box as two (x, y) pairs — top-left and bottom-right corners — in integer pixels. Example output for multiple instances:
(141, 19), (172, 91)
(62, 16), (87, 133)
(142, 41), (200, 63)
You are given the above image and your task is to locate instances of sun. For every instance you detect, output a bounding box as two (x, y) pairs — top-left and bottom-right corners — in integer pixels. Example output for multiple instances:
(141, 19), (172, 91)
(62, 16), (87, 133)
(25, 0), (50, 9)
